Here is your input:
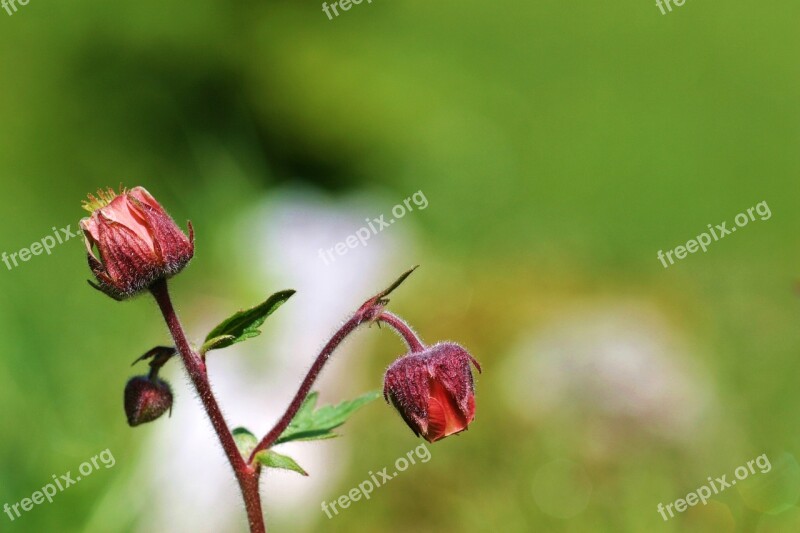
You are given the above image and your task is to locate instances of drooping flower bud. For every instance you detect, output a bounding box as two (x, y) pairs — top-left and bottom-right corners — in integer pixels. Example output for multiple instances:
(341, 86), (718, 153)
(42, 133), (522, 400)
(124, 376), (174, 427)
(383, 342), (481, 442)
(80, 186), (194, 300)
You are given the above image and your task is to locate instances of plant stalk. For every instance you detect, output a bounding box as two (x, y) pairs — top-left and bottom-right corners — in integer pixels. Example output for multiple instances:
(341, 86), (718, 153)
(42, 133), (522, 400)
(151, 279), (266, 533)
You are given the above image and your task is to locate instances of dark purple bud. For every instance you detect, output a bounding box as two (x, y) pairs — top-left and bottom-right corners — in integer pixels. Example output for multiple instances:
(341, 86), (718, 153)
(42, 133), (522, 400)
(124, 376), (173, 427)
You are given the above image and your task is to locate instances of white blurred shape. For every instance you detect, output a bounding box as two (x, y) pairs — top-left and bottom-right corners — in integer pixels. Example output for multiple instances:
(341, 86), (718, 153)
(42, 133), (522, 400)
(504, 301), (714, 445)
(135, 187), (411, 533)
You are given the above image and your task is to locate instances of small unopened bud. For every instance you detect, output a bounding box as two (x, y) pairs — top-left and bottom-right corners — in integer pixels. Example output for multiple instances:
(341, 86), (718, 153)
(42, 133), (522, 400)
(383, 342), (481, 442)
(124, 376), (173, 427)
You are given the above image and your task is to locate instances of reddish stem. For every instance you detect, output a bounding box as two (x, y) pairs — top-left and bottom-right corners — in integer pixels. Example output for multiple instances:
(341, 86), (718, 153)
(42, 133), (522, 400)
(376, 311), (426, 352)
(149, 274), (421, 531)
(249, 307), (425, 462)
(150, 279), (265, 533)
(249, 311), (367, 461)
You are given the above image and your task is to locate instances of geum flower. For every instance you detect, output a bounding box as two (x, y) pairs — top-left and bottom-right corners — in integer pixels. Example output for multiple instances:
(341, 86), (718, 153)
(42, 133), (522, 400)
(384, 342), (481, 442)
(80, 187), (194, 300)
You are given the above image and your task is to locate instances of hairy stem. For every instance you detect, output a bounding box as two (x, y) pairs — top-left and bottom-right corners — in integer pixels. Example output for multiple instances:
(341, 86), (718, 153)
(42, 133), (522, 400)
(376, 311), (426, 352)
(150, 279), (265, 533)
(249, 311), (367, 461)
(249, 306), (424, 462)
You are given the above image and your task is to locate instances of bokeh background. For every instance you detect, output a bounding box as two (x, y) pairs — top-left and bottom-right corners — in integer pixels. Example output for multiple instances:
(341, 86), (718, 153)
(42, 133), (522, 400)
(1, 0), (799, 531)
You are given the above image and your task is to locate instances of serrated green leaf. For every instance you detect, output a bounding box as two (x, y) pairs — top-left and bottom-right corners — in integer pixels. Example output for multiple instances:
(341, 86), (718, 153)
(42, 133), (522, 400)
(291, 392), (319, 426)
(280, 432), (339, 443)
(204, 290), (295, 351)
(233, 427), (258, 458)
(254, 450), (308, 476)
(200, 335), (236, 356)
(276, 390), (380, 445)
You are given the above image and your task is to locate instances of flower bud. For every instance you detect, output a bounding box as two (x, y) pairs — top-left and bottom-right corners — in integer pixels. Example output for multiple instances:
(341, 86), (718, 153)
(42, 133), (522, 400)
(80, 186), (194, 300)
(383, 342), (481, 442)
(124, 376), (173, 427)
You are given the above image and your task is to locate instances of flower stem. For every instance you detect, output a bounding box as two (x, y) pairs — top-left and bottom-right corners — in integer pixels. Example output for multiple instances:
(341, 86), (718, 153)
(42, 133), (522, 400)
(148, 275), (422, 530)
(376, 311), (426, 352)
(150, 279), (266, 533)
(249, 306), (425, 462)
(249, 311), (367, 461)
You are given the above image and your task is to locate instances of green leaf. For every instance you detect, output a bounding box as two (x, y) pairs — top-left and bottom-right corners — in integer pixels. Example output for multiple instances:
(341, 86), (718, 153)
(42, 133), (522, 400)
(200, 335), (236, 356)
(233, 427), (258, 458)
(276, 390), (381, 445)
(204, 290), (295, 351)
(254, 450), (308, 476)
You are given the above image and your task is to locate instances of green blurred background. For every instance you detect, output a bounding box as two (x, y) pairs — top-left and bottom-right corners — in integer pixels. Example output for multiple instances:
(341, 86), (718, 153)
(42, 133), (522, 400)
(1, 0), (799, 531)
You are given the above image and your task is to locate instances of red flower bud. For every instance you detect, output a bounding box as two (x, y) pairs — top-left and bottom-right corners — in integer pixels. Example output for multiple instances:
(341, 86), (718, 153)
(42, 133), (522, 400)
(124, 376), (174, 427)
(383, 342), (481, 442)
(80, 186), (194, 300)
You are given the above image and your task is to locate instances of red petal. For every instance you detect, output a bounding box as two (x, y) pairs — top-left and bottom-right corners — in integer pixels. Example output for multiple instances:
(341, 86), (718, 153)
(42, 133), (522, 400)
(427, 379), (470, 440)
(98, 195), (156, 254)
(426, 343), (477, 419)
(426, 396), (447, 442)
(128, 187), (164, 212)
